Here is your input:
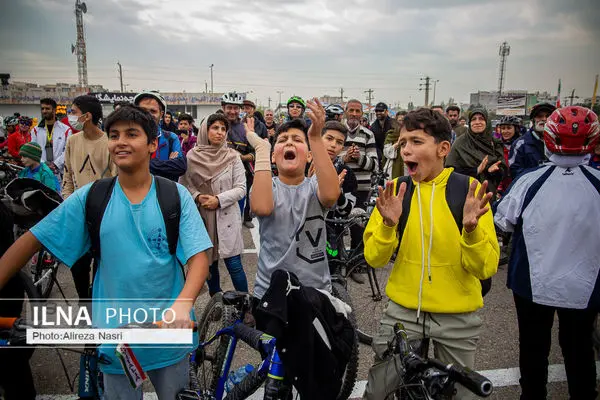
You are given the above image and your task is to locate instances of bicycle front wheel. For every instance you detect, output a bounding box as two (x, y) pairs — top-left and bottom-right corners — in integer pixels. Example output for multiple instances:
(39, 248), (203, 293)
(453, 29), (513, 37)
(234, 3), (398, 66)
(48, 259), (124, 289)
(331, 282), (359, 400)
(194, 292), (238, 393)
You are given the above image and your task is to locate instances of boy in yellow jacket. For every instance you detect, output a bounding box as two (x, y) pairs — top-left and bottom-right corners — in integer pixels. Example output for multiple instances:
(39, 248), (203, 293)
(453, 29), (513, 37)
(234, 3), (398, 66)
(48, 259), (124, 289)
(363, 108), (499, 398)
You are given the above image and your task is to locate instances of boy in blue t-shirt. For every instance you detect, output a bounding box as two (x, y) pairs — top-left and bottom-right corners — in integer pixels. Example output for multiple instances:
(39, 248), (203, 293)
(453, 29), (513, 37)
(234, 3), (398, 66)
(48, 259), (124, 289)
(0, 105), (212, 399)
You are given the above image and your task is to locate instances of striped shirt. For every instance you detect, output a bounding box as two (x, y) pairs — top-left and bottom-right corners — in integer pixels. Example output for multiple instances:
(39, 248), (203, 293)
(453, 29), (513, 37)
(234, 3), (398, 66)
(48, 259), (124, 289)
(340, 125), (378, 192)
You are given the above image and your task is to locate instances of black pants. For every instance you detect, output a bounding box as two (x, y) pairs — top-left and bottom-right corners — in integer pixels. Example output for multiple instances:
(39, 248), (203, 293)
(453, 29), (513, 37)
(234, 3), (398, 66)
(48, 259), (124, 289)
(350, 191), (369, 250)
(71, 252), (93, 299)
(513, 293), (598, 400)
(244, 172), (254, 222)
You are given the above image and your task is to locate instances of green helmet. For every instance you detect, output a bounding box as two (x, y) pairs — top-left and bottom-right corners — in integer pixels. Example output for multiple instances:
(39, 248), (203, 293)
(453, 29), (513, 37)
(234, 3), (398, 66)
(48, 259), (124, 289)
(287, 96), (306, 109)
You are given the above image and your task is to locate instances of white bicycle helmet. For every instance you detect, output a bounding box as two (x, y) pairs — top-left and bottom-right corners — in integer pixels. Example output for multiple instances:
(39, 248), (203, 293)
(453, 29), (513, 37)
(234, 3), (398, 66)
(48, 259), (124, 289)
(133, 90), (167, 112)
(221, 92), (244, 106)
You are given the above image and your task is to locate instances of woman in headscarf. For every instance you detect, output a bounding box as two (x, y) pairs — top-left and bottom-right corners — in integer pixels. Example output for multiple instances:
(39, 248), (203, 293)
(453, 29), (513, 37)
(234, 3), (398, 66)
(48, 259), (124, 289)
(179, 113), (248, 296)
(445, 108), (507, 195)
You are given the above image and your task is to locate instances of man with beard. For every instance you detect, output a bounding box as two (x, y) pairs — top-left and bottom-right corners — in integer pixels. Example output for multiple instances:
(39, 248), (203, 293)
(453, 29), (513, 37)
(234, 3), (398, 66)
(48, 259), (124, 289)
(446, 105), (467, 137)
(223, 92), (256, 228)
(370, 102), (399, 162)
(509, 103), (556, 179)
(340, 99), (378, 283)
(31, 98), (72, 179)
(133, 90), (187, 181)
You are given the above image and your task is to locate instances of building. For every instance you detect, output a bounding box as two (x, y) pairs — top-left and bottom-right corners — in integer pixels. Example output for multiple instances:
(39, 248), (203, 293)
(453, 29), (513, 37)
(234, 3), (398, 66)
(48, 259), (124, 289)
(0, 82), (227, 122)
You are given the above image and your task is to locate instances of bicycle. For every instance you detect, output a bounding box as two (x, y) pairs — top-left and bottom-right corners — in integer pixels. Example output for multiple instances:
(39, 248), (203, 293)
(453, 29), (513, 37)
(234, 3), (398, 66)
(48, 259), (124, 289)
(0, 159), (23, 190)
(0, 271), (109, 400)
(192, 291), (291, 400)
(193, 290), (358, 400)
(374, 322), (493, 399)
(326, 210), (392, 346)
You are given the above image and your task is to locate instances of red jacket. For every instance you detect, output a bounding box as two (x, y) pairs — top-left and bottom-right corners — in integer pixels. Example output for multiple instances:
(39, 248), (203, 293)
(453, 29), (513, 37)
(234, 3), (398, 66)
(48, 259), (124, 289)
(7, 131), (31, 158)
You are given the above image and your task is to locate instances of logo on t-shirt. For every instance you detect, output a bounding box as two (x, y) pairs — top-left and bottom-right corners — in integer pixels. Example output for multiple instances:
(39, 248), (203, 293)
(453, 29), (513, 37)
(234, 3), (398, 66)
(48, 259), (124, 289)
(147, 227), (168, 255)
(295, 215), (325, 264)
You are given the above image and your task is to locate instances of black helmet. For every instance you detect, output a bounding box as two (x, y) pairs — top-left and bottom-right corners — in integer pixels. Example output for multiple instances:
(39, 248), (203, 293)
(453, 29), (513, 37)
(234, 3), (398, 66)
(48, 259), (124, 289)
(498, 115), (522, 128)
(529, 102), (556, 120)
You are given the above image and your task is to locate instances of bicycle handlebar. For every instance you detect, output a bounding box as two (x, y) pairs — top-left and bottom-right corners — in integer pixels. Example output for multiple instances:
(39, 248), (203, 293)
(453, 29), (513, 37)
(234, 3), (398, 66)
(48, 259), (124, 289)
(393, 323), (493, 397)
(232, 322), (265, 351)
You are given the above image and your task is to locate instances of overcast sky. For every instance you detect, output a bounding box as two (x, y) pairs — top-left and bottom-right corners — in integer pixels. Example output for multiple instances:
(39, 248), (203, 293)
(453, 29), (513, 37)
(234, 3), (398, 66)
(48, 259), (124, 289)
(2, 0), (599, 108)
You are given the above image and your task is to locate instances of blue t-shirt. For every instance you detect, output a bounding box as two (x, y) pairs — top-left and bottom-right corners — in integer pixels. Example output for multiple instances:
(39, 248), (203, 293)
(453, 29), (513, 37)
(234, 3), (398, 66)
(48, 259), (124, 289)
(31, 176), (212, 374)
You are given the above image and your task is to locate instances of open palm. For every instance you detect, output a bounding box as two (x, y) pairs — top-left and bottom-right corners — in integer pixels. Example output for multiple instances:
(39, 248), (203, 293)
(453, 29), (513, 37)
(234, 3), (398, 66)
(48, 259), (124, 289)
(463, 180), (493, 233)
(376, 181), (407, 227)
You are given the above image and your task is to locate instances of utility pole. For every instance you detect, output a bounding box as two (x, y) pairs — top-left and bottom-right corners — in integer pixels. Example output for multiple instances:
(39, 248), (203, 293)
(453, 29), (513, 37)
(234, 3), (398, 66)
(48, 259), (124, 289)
(432, 79), (439, 105)
(277, 90), (284, 109)
(73, 0), (88, 88)
(117, 61), (124, 92)
(340, 87), (345, 106)
(566, 89), (579, 106)
(205, 81), (208, 93)
(419, 76), (431, 106)
(268, 97), (272, 109)
(364, 89), (374, 118)
(209, 64), (214, 93)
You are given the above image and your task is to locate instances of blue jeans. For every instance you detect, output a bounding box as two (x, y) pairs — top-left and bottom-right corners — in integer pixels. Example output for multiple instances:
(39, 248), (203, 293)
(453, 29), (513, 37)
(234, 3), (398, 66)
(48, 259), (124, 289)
(207, 255), (248, 295)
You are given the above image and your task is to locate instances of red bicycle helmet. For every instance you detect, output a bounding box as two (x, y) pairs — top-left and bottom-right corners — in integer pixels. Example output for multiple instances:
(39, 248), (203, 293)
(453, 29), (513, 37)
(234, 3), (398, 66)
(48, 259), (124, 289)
(544, 106), (600, 155)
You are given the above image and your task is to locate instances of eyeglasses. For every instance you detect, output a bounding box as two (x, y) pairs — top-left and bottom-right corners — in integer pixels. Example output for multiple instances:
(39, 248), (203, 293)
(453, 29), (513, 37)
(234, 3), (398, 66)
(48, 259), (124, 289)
(19, 122), (31, 126)
(288, 104), (303, 109)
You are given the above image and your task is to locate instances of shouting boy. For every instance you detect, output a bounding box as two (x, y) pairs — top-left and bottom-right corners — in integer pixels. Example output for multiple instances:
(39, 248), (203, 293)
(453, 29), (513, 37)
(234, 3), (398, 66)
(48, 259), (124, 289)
(249, 98), (340, 299)
(0, 105), (211, 399)
(363, 108), (499, 399)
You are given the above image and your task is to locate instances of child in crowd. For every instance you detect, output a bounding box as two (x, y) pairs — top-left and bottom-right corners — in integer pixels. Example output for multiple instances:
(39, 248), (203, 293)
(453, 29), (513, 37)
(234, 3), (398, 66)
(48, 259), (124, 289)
(18, 142), (60, 193)
(363, 108), (498, 399)
(0, 105), (211, 399)
(248, 98), (340, 299)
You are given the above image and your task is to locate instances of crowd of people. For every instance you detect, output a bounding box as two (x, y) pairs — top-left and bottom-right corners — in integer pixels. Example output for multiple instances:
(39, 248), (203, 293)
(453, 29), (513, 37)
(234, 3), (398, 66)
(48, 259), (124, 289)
(0, 89), (599, 400)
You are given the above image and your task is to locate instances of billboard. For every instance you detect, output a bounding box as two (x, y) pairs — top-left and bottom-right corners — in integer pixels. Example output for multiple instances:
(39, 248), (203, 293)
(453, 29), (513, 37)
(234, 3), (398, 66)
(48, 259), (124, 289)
(496, 93), (527, 116)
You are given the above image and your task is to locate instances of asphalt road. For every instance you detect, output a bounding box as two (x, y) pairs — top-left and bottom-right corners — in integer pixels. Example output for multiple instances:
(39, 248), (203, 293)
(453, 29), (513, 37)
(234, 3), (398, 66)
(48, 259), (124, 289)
(14, 225), (599, 399)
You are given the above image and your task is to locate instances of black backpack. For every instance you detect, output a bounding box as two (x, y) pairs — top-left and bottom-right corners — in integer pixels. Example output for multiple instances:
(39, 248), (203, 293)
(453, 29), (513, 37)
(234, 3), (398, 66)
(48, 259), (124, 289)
(394, 172), (492, 296)
(85, 176), (184, 275)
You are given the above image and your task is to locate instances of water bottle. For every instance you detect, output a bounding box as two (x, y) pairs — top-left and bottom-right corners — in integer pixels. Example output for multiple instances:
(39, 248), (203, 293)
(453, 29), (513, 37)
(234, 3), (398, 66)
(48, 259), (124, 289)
(224, 364), (254, 393)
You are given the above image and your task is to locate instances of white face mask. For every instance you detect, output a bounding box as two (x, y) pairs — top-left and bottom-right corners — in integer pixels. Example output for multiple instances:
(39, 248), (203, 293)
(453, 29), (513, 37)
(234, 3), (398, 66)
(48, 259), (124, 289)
(68, 114), (85, 131)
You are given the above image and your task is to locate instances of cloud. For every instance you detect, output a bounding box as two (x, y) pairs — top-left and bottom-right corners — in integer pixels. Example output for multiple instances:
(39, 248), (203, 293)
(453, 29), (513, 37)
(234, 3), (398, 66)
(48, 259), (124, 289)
(2, 0), (599, 107)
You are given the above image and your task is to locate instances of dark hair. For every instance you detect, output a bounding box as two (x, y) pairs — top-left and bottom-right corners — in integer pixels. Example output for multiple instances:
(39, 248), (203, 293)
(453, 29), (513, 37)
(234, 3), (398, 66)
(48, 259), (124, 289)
(73, 95), (103, 125)
(446, 105), (461, 114)
(402, 107), (452, 143)
(431, 105), (444, 111)
(113, 101), (129, 111)
(215, 109), (225, 115)
(275, 118), (308, 142)
(397, 110), (408, 116)
(459, 116), (466, 121)
(322, 120), (348, 139)
(165, 111), (173, 117)
(207, 113), (230, 132)
(178, 113), (194, 123)
(253, 110), (265, 125)
(40, 98), (57, 109)
(104, 105), (158, 143)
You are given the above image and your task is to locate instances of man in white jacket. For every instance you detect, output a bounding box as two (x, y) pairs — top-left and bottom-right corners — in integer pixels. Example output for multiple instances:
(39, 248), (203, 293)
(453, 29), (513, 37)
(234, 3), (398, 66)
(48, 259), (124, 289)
(31, 98), (72, 181)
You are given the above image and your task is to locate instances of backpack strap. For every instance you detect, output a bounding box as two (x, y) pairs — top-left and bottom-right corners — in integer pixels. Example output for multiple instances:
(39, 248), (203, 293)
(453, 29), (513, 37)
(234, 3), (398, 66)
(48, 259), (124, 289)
(154, 176), (180, 256)
(85, 176), (117, 260)
(395, 176), (415, 241)
(445, 171), (471, 233)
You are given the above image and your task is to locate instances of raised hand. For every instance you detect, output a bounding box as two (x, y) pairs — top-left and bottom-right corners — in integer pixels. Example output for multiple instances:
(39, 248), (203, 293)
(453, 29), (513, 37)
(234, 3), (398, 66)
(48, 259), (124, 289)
(477, 155), (489, 175)
(488, 160), (502, 173)
(462, 180), (493, 233)
(338, 169), (347, 187)
(375, 181), (407, 227)
(244, 116), (255, 134)
(305, 98), (325, 138)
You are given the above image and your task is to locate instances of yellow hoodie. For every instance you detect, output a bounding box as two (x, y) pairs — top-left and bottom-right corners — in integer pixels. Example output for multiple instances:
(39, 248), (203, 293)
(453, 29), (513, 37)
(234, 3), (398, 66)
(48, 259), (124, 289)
(363, 167), (499, 315)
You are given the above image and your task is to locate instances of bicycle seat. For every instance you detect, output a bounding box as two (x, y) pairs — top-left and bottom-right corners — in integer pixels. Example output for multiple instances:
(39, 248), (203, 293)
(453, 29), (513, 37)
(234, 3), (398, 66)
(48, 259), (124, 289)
(222, 291), (250, 307)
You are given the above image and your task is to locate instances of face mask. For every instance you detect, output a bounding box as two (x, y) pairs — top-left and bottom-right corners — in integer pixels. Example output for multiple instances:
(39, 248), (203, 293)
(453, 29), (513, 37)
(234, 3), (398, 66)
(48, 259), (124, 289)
(68, 114), (85, 131)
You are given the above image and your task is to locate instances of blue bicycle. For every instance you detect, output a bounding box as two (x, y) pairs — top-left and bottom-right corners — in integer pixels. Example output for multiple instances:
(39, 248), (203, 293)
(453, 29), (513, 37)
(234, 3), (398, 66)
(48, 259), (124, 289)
(191, 291), (291, 400)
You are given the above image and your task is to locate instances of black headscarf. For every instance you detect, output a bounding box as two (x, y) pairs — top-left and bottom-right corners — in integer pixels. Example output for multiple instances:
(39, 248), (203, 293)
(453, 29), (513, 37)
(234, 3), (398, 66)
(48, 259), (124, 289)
(446, 108), (506, 193)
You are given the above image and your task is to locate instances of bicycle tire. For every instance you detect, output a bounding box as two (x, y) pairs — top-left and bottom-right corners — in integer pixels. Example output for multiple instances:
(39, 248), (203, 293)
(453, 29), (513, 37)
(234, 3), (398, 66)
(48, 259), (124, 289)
(195, 292), (238, 393)
(345, 255), (392, 346)
(31, 250), (57, 299)
(331, 282), (359, 400)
